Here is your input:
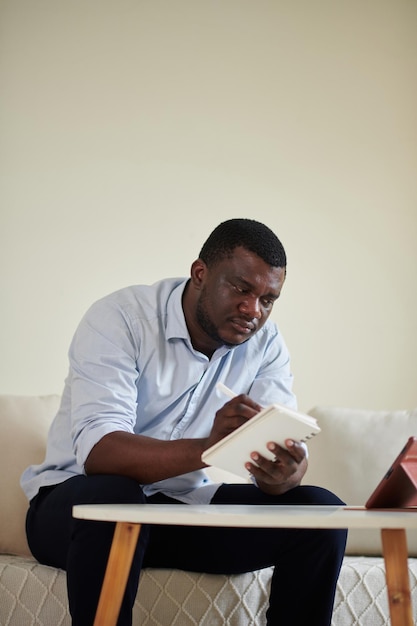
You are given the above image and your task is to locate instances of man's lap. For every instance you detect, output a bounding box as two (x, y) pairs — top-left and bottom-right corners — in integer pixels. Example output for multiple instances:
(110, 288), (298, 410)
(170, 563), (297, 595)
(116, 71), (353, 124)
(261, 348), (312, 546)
(26, 475), (345, 575)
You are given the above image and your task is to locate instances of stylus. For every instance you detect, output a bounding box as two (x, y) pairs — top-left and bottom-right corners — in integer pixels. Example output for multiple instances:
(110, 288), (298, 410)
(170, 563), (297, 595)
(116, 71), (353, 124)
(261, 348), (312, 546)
(216, 382), (238, 399)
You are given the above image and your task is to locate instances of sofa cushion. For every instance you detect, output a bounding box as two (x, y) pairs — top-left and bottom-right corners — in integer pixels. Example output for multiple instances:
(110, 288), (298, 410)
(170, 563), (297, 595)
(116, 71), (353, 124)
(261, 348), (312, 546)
(306, 406), (417, 556)
(0, 554), (273, 625)
(0, 395), (61, 556)
(2, 553), (417, 625)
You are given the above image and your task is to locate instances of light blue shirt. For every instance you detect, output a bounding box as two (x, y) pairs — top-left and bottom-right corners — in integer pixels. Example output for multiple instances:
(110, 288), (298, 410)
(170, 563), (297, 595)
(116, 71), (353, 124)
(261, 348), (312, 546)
(21, 278), (296, 503)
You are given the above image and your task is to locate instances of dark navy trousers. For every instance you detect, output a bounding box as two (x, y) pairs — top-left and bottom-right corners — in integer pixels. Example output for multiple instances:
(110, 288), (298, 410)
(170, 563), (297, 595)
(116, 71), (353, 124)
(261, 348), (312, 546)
(26, 475), (347, 626)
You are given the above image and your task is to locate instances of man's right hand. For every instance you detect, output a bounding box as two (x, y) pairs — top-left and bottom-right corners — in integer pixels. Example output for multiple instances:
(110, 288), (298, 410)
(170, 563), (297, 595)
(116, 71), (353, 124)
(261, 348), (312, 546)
(204, 394), (262, 451)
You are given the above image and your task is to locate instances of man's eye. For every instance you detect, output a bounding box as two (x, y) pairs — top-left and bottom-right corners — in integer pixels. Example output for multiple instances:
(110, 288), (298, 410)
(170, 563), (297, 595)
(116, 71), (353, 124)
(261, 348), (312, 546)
(234, 285), (248, 294)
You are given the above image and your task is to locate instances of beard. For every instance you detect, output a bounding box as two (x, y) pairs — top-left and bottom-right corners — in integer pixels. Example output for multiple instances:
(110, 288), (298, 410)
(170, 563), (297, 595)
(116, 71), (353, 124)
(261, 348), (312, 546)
(195, 287), (243, 348)
(195, 288), (226, 345)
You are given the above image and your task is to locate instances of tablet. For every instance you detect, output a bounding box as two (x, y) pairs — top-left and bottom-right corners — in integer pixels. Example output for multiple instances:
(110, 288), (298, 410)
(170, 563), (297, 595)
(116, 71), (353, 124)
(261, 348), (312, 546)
(365, 436), (417, 509)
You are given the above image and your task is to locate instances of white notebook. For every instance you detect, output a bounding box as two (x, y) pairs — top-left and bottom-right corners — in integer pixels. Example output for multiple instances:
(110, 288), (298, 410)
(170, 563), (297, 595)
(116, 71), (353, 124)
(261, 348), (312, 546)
(202, 403), (321, 479)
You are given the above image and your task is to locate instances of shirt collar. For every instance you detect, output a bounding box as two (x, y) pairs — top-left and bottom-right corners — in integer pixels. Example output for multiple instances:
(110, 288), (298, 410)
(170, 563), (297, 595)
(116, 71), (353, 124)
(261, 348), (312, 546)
(165, 279), (234, 360)
(166, 279), (190, 341)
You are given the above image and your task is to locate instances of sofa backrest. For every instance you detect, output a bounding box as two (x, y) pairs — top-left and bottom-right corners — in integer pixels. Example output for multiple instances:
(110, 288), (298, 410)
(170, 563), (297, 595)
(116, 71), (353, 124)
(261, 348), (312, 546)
(306, 405), (417, 556)
(1, 394), (417, 559)
(0, 394), (61, 556)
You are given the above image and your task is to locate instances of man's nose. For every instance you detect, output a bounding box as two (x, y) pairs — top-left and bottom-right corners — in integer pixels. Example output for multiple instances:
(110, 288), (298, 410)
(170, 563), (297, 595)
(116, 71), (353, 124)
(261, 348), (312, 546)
(239, 297), (262, 319)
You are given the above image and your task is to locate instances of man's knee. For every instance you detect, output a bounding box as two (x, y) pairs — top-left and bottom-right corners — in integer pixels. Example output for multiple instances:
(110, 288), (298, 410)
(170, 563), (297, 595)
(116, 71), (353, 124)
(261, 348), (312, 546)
(79, 474), (146, 505)
(281, 484), (346, 506)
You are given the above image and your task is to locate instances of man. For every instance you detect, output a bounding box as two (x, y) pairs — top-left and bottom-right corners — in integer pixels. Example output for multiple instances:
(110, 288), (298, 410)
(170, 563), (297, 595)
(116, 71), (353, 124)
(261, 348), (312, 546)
(21, 218), (346, 626)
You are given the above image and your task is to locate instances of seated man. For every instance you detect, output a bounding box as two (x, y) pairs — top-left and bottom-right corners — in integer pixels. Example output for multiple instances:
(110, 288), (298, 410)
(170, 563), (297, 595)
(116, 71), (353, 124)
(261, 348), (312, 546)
(21, 218), (347, 626)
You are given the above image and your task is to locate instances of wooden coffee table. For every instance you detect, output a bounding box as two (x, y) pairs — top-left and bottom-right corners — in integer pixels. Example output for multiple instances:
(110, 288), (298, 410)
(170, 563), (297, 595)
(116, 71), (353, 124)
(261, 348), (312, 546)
(73, 503), (417, 626)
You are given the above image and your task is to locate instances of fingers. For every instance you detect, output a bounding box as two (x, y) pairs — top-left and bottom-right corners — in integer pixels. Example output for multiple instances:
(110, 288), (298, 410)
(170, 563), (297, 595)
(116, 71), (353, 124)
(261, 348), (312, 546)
(222, 394), (262, 414)
(244, 439), (306, 481)
(268, 439), (306, 464)
(207, 394), (262, 447)
(217, 394), (262, 431)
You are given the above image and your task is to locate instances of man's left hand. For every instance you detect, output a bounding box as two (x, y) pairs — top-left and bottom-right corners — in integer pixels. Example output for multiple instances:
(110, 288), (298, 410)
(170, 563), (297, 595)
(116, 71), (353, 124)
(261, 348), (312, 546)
(245, 439), (308, 495)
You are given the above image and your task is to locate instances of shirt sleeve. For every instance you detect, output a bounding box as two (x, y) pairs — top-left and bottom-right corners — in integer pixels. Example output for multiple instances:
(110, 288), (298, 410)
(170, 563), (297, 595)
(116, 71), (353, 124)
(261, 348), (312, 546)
(250, 324), (309, 455)
(67, 297), (140, 467)
(249, 323), (297, 410)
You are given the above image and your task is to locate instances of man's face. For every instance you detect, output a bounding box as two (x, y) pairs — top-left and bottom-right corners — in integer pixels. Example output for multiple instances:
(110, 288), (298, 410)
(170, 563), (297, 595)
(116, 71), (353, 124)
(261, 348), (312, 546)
(194, 246), (285, 350)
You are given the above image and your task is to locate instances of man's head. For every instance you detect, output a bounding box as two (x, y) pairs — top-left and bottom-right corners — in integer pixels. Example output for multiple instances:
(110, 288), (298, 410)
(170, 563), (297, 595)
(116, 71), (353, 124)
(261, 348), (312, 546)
(198, 218), (287, 270)
(183, 219), (287, 357)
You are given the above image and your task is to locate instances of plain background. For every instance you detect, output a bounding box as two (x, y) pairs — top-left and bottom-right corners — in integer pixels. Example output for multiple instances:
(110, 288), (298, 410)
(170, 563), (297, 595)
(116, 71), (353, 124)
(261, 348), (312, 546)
(1, 0), (416, 412)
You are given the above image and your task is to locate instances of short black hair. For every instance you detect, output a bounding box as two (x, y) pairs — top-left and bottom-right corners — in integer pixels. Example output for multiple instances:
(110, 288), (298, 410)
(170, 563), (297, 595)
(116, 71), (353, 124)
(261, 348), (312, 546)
(199, 218), (287, 268)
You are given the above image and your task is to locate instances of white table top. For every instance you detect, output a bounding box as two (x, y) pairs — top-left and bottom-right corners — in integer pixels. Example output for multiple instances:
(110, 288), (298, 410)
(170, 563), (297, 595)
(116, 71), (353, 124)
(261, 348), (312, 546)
(73, 503), (417, 530)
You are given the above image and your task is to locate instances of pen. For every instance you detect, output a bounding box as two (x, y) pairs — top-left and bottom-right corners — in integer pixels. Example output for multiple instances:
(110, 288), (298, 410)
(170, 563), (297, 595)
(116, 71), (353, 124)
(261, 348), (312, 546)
(216, 382), (238, 399)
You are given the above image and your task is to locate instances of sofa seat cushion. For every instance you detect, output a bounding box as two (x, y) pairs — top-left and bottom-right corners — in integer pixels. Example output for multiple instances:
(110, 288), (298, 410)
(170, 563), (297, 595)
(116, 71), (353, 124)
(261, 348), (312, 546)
(333, 556), (417, 625)
(306, 405), (417, 555)
(1, 554), (416, 625)
(0, 555), (272, 626)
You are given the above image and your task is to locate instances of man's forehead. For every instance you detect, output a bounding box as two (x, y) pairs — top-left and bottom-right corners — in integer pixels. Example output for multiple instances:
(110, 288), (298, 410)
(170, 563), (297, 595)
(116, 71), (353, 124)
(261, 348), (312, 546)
(222, 253), (285, 293)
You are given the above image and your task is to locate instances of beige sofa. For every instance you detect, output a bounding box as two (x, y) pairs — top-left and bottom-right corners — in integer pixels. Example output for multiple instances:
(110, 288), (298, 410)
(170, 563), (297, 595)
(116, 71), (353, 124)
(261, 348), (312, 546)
(1, 394), (417, 626)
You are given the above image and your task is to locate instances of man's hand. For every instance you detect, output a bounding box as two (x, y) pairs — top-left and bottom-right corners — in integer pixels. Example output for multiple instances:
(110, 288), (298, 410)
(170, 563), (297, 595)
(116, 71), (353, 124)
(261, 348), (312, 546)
(204, 394), (262, 450)
(245, 439), (308, 495)
(204, 395), (308, 496)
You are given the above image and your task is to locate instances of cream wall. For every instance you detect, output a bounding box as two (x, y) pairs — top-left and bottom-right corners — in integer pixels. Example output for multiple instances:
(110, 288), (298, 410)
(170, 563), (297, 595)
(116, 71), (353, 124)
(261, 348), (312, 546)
(1, 0), (416, 411)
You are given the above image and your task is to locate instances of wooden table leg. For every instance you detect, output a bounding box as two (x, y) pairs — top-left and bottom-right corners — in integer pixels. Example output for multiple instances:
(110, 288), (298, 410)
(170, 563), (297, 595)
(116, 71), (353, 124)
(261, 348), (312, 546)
(93, 522), (141, 626)
(381, 528), (413, 626)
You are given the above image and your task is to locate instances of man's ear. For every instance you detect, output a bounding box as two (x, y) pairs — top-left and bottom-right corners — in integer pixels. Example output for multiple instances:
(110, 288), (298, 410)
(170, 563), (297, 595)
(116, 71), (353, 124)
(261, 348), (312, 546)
(190, 258), (207, 289)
